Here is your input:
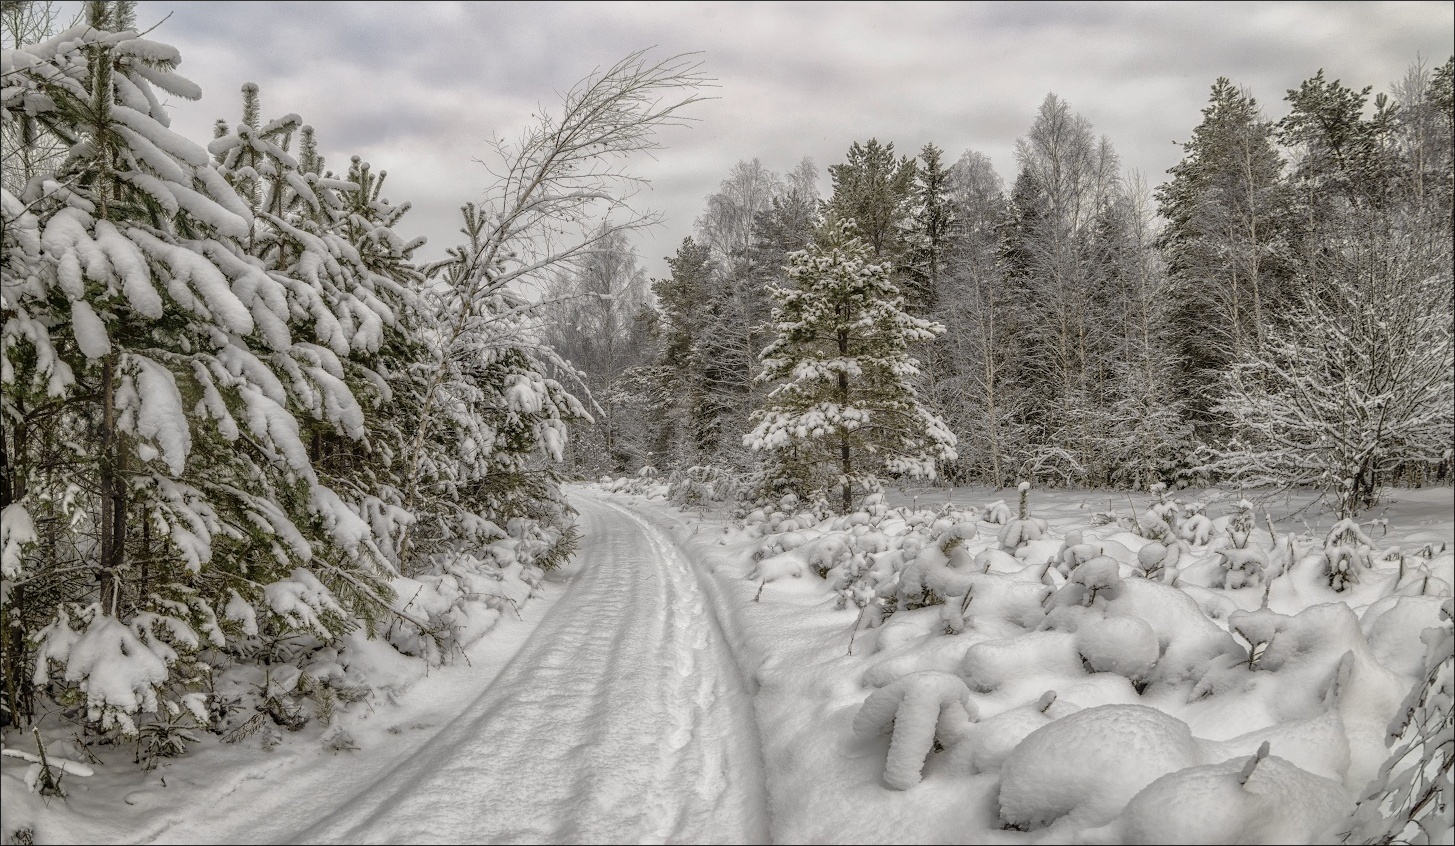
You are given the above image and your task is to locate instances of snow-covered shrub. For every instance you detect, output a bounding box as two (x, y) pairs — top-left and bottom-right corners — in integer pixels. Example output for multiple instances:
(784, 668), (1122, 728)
(1116, 748), (1351, 845)
(749, 551), (811, 600)
(1228, 499), (1256, 547)
(1178, 500), (1216, 546)
(998, 482), (1047, 552)
(386, 545), (542, 661)
(1360, 595), (1449, 680)
(30, 605), (196, 737)
(1135, 482), (1181, 542)
(1343, 598), (1454, 845)
(666, 465), (741, 510)
(1323, 518), (1377, 591)
(1062, 556), (1122, 607)
(1075, 615), (1159, 682)
(602, 473), (661, 497)
(960, 632), (1082, 694)
(1216, 544), (1270, 590)
(957, 573), (1050, 632)
(1054, 530), (1102, 577)
(998, 704), (1203, 830)
(134, 705), (203, 769)
(1135, 540), (1182, 582)
(1211, 499), (1269, 589)
(983, 499), (1013, 525)
(957, 691), (1075, 775)
(1096, 578), (1243, 687)
(1210, 603), (1407, 765)
(852, 670), (975, 789)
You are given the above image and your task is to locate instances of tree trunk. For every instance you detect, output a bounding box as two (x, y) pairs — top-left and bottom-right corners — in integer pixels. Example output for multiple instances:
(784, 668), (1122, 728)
(838, 323), (852, 514)
(98, 354), (126, 616)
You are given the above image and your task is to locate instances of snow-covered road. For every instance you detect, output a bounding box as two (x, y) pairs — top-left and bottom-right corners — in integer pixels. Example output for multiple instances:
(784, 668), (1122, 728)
(297, 490), (771, 844)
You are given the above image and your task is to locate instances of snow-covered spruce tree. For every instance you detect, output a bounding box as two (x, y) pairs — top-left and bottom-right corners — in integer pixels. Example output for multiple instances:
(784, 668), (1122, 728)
(686, 159), (790, 465)
(645, 236), (718, 466)
(1208, 213), (1453, 518)
(1, 4), (399, 735)
(208, 83), (433, 575)
(744, 215), (957, 514)
(902, 142), (956, 317)
(402, 201), (589, 584)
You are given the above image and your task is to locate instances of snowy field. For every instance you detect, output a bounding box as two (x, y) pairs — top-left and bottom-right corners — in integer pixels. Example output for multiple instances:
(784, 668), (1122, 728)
(2, 482), (1450, 844)
(600, 479), (1453, 844)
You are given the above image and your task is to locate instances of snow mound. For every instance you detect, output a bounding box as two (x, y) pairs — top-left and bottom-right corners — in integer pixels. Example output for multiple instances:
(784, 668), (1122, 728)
(998, 703), (1201, 829)
(1198, 707), (1351, 782)
(961, 691), (1079, 775)
(1360, 594), (1448, 679)
(750, 550), (810, 583)
(959, 631), (1081, 694)
(959, 572), (1049, 632)
(862, 636), (975, 689)
(1075, 614), (1159, 681)
(1113, 752), (1351, 845)
(1100, 578), (1242, 685)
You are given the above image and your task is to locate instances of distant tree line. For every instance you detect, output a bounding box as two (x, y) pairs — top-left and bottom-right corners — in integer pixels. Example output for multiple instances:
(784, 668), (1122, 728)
(545, 57), (1454, 518)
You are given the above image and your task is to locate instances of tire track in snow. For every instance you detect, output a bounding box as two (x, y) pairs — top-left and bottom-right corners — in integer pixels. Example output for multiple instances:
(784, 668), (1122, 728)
(295, 490), (770, 845)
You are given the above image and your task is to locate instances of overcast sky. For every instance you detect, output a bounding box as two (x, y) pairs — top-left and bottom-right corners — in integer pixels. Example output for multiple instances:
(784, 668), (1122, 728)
(128, 1), (1454, 279)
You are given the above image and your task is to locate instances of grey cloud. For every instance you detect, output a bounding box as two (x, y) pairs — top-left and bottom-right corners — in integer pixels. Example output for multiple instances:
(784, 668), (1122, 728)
(133, 0), (1452, 276)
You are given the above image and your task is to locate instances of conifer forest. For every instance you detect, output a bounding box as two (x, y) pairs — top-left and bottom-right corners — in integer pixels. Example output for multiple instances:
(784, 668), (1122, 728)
(0, 2), (1451, 844)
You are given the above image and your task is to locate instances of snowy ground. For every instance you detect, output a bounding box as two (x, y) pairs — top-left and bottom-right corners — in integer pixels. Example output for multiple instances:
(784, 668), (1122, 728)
(3, 482), (1450, 843)
(2, 490), (767, 845)
(603, 481), (1453, 844)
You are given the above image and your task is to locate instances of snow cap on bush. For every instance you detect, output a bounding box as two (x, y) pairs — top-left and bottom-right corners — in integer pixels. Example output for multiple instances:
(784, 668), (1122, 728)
(998, 703), (1202, 829)
(1076, 614), (1159, 680)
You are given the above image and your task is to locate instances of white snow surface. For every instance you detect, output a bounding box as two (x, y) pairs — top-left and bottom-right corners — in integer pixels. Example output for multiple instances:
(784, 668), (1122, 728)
(17, 490), (768, 845)
(4, 483), (1452, 844)
(293, 493), (769, 844)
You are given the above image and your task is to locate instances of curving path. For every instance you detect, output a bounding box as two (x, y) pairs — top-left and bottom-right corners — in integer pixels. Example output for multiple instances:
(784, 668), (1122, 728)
(296, 490), (771, 844)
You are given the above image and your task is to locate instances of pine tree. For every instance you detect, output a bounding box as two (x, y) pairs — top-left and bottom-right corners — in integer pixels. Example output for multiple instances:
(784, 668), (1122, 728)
(208, 83), (437, 577)
(903, 142), (955, 315)
(826, 139), (917, 262)
(1279, 69), (1400, 217)
(648, 237), (718, 464)
(745, 216), (957, 513)
(1156, 78), (1290, 423)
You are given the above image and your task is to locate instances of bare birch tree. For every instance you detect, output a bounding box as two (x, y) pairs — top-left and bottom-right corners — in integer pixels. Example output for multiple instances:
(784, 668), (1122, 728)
(395, 51), (711, 566)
